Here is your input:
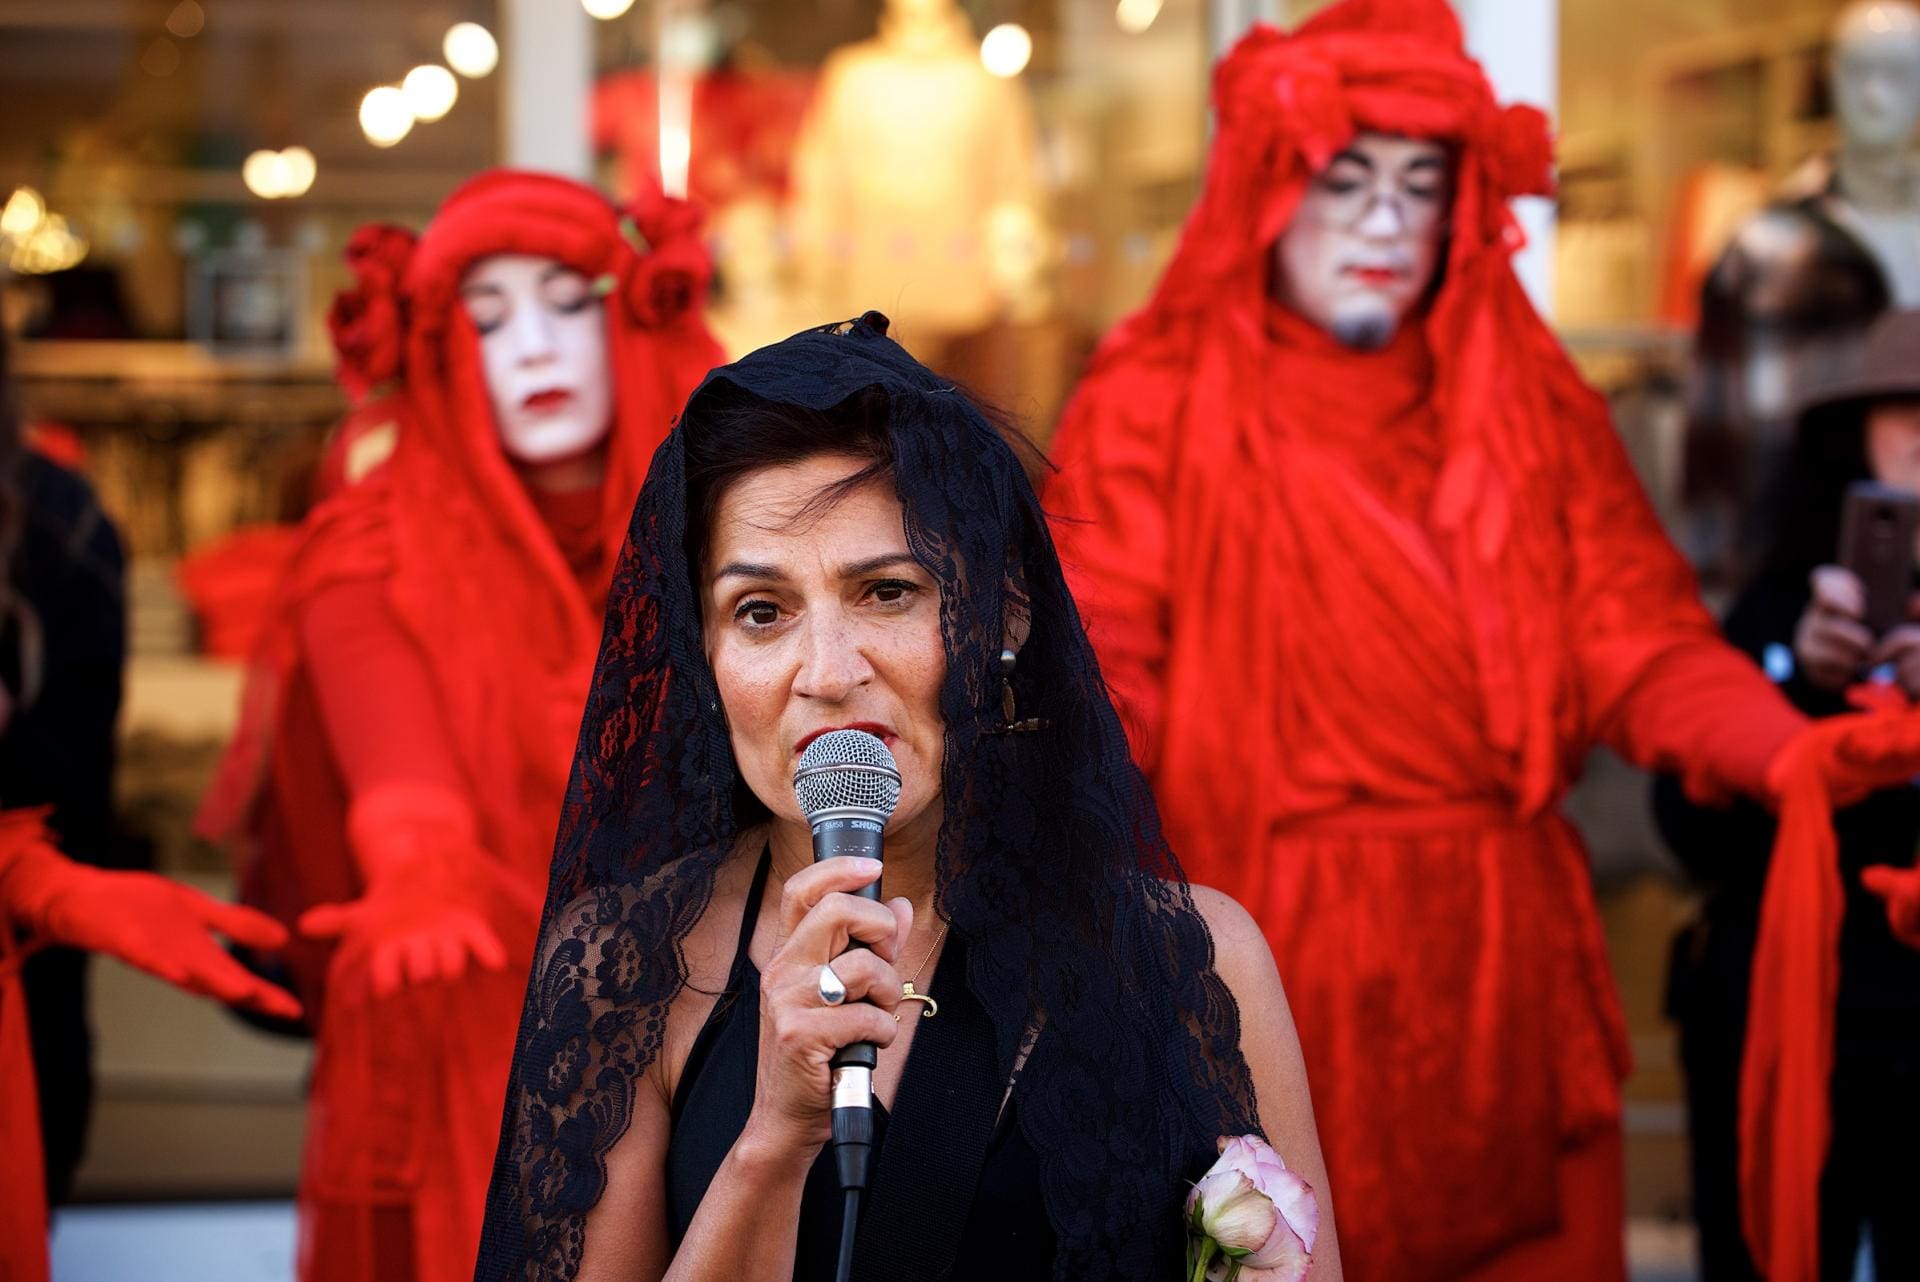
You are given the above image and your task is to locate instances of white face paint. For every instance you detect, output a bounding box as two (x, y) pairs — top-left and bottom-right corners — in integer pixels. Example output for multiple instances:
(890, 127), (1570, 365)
(1272, 132), (1453, 351)
(458, 254), (613, 468)
(1833, 2), (1920, 153)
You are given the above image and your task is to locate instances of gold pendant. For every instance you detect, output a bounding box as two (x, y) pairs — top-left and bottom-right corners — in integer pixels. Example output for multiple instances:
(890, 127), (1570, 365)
(900, 981), (938, 1018)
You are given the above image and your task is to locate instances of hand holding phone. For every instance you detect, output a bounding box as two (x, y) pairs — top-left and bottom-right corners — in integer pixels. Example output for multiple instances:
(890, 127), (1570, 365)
(1797, 567), (1876, 691)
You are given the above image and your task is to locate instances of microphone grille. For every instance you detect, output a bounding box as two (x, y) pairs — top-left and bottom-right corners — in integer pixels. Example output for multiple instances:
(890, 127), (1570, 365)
(794, 730), (903, 820)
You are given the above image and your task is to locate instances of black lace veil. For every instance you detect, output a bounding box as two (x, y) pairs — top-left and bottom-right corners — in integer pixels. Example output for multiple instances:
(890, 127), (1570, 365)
(475, 313), (1259, 1279)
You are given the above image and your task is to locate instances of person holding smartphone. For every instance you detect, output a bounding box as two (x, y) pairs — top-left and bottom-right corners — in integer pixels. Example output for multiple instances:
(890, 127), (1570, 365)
(1654, 308), (1920, 1282)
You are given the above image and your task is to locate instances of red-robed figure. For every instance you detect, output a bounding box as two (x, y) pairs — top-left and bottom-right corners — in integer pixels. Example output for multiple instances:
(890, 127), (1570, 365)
(1049, 3), (1920, 1279)
(197, 171), (722, 1282)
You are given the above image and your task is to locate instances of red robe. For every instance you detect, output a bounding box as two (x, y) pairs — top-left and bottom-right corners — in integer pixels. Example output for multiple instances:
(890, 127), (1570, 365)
(1047, 7), (1806, 1278)
(196, 172), (722, 1282)
(0, 812), (54, 1282)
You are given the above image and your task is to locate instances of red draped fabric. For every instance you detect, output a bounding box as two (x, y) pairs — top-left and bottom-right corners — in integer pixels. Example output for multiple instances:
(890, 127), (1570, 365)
(1047, 4), (1806, 1277)
(0, 811), (55, 1282)
(196, 171), (723, 1282)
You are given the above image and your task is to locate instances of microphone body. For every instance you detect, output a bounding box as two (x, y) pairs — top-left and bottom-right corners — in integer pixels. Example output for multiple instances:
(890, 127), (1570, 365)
(793, 731), (902, 1200)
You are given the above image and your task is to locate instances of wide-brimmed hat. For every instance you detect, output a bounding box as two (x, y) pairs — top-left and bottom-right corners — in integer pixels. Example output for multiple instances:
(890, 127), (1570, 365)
(1796, 308), (1920, 426)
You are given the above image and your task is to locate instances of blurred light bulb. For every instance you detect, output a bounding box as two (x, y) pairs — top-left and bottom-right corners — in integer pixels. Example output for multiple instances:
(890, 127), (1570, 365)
(583, 0), (636, 17)
(980, 23), (1032, 78)
(1, 187), (46, 237)
(444, 22), (499, 78)
(278, 146), (317, 197)
(8, 213), (87, 274)
(1116, 0), (1163, 34)
(403, 64), (458, 121)
(165, 0), (205, 38)
(141, 36), (181, 77)
(360, 86), (414, 147)
(242, 149), (287, 198)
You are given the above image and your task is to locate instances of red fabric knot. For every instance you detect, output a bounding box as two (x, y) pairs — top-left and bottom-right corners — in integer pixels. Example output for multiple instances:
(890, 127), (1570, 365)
(1484, 103), (1556, 201)
(1269, 53), (1354, 173)
(616, 193), (712, 330)
(328, 223), (417, 402)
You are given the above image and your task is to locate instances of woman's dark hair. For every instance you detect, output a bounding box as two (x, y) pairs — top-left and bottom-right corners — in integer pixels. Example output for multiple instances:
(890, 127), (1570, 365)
(681, 386), (894, 581)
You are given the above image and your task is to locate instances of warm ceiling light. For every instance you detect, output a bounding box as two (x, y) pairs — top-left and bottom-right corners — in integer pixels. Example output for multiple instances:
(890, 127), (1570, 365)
(359, 86), (414, 147)
(583, 0), (637, 17)
(7, 213), (87, 274)
(140, 36), (181, 77)
(242, 149), (287, 199)
(980, 23), (1032, 78)
(1115, 0), (1163, 34)
(1, 187), (46, 238)
(165, 0), (205, 38)
(403, 64), (458, 121)
(278, 146), (317, 197)
(443, 22), (499, 78)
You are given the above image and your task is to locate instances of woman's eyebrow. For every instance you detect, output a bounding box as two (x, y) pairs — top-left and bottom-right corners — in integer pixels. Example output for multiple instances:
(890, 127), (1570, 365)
(837, 552), (920, 578)
(711, 560), (785, 585)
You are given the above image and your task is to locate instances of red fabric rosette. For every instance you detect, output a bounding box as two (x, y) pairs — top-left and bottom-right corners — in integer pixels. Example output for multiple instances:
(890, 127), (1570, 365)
(617, 196), (712, 329)
(328, 224), (416, 402)
(1485, 103), (1556, 200)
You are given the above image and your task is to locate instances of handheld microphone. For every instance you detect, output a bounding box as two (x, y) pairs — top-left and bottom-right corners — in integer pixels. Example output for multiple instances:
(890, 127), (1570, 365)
(793, 729), (902, 1221)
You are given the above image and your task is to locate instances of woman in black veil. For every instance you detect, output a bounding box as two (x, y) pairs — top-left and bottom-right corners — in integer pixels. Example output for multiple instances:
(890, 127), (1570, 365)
(475, 313), (1338, 1280)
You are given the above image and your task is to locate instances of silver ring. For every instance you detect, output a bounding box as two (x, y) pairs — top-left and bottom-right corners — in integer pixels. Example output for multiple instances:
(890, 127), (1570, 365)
(817, 962), (847, 1007)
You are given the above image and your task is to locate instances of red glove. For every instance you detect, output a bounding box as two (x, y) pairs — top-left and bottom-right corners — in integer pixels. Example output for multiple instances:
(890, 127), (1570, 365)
(1, 814), (302, 1021)
(297, 783), (538, 999)
(1765, 688), (1920, 809)
(1862, 866), (1920, 949)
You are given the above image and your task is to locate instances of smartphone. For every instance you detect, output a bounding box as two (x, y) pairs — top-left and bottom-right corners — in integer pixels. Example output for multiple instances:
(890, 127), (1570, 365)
(1839, 481), (1920, 636)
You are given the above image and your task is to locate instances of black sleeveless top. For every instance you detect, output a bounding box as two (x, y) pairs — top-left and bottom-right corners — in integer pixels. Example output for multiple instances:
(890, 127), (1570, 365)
(664, 850), (1055, 1280)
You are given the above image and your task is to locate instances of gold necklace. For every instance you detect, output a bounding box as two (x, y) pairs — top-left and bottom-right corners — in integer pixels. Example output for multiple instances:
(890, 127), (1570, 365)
(898, 920), (949, 1019)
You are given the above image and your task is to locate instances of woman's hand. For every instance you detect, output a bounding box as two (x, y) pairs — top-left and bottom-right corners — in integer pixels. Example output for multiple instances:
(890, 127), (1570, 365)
(1796, 567), (1875, 691)
(1870, 590), (1920, 700)
(743, 856), (911, 1163)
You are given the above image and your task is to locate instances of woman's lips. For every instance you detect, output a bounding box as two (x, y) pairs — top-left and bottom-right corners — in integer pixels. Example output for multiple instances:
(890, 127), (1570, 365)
(520, 388), (577, 415)
(1344, 266), (1405, 287)
(793, 722), (896, 755)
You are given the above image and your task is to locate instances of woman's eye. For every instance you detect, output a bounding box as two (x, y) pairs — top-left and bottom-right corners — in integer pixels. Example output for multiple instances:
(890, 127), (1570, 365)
(543, 273), (595, 314)
(1404, 185), (1444, 203)
(1318, 177), (1363, 196)
(735, 600), (780, 628)
(868, 579), (918, 606)
(464, 299), (508, 335)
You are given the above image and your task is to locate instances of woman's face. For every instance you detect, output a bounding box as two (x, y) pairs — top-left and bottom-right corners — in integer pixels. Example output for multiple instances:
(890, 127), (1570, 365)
(701, 454), (947, 835)
(458, 253), (613, 466)
(1867, 399), (1920, 496)
(1272, 132), (1453, 350)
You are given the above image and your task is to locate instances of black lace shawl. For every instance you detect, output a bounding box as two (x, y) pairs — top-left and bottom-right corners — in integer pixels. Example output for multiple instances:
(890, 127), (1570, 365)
(474, 313), (1259, 1280)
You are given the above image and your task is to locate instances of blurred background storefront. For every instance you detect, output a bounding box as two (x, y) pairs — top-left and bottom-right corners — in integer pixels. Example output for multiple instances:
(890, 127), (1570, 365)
(0, 2), (1886, 1278)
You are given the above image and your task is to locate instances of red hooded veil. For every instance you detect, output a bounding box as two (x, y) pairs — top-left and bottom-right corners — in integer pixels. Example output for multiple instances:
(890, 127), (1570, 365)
(1049, 3), (1808, 1277)
(196, 170), (722, 1282)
